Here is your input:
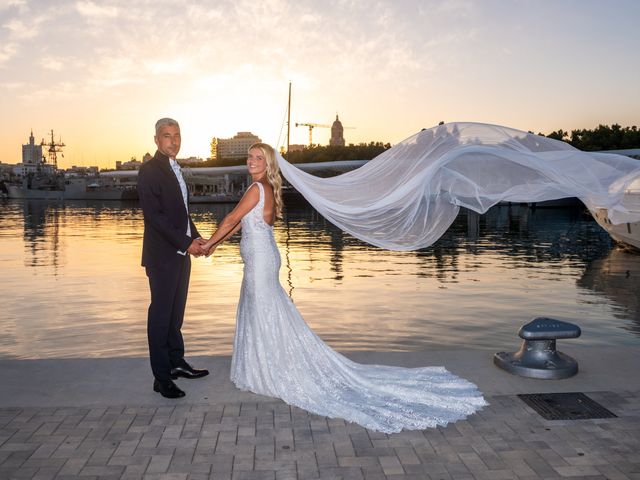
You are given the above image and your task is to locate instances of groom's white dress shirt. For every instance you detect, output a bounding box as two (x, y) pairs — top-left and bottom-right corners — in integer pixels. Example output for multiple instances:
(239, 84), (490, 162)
(169, 157), (191, 255)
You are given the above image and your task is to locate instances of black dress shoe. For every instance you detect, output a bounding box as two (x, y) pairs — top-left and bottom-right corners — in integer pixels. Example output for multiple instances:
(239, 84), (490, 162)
(170, 362), (209, 380)
(153, 379), (185, 398)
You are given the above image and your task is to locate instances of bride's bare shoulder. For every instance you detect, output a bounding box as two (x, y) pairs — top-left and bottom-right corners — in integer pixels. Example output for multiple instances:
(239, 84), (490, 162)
(260, 180), (274, 196)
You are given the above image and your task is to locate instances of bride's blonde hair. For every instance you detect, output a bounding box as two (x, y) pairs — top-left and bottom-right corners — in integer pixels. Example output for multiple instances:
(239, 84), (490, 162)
(249, 143), (283, 219)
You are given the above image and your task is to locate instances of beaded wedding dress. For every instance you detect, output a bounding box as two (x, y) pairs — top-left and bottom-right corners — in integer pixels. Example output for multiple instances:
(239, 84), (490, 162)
(230, 182), (487, 433)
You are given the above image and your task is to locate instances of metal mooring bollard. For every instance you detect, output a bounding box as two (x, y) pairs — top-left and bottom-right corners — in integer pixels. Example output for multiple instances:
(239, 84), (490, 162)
(494, 317), (581, 379)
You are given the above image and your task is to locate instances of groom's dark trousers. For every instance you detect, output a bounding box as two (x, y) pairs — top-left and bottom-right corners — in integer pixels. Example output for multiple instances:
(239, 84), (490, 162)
(138, 150), (200, 382)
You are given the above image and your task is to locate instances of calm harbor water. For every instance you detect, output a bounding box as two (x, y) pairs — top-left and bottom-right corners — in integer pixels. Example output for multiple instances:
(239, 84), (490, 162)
(0, 198), (639, 359)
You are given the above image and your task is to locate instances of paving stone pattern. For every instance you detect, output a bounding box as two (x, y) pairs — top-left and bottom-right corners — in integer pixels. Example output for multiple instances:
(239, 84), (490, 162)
(1, 391), (639, 479)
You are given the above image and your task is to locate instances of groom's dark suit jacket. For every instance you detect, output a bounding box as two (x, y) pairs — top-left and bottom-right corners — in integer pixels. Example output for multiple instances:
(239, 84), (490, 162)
(137, 150), (200, 267)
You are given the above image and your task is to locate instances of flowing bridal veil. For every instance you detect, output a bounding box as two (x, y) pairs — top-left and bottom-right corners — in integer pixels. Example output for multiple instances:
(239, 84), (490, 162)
(277, 122), (640, 250)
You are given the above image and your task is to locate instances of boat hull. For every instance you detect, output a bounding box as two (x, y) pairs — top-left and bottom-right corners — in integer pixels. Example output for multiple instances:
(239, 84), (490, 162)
(593, 208), (640, 251)
(6, 185), (65, 200)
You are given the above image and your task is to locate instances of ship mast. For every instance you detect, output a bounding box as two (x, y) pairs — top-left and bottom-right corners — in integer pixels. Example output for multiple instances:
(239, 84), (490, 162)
(41, 130), (65, 170)
(287, 81), (291, 153)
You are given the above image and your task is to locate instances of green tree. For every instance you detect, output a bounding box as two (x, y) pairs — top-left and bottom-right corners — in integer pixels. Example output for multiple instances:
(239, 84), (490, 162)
(543, 124), (640, 151)
(546, 129), (568, 141)
(283, 142), (392, 164)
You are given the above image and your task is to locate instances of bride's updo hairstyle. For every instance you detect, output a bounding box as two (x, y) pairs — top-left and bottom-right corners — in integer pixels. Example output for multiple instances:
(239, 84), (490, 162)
(249, 143), (283, 219)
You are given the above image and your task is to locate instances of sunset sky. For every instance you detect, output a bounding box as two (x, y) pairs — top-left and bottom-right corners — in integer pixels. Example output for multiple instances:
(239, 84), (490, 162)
(1, 0), (639, 169)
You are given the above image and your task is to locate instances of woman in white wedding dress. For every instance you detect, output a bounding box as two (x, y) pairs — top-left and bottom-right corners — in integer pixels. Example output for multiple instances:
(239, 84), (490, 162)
(202, 142), (487, 434)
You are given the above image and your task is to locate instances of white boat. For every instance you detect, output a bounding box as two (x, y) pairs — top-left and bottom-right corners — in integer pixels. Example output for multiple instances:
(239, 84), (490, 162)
(591, 177), (640, 251)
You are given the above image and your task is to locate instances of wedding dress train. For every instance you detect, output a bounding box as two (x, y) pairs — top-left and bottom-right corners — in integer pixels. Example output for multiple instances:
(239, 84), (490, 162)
(230, 182), (487, 433)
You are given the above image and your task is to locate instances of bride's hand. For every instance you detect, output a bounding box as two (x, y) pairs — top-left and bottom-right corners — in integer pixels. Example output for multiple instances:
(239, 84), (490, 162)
(205, 244), (216, 258)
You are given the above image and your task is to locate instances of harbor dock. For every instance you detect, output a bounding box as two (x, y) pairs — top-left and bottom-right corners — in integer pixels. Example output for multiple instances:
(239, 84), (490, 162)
(1, 345), (639, 479)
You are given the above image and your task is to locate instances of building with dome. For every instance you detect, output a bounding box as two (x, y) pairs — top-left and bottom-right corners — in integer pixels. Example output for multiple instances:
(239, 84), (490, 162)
(330, 115), (345, 147)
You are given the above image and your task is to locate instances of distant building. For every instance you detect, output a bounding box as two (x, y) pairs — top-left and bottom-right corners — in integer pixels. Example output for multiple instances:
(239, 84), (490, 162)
(330, 115), (345, 147)
(66, 165), (99, 176)
(20, 130), (44, 175)
(116, 157), (143, 170)
(212, 132), (262, 160)
(280, 144), (305, 155)
(115, 152), (162, 171)
(0, 162), (17, 176)
(178, 156), (204, 166)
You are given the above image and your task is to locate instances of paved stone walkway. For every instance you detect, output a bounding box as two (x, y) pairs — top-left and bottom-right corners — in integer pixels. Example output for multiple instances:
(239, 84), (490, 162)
(1, 390), (639, 480)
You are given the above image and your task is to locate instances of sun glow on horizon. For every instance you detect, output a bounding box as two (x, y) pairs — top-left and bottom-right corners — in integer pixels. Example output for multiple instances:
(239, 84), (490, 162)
(1, 0), (639, 169)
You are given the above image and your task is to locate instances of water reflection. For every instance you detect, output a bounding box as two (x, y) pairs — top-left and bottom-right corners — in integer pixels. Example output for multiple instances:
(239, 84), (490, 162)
(412, 205), (612, 284)
(2, 199), (619, 284)
(579, 248), (640, 332)
(22, 201), (62, 270)
(0, 198), (638, 359)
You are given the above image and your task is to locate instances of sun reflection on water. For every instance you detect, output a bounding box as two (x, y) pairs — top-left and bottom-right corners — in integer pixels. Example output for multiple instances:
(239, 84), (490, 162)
(0, 199), (639, 359)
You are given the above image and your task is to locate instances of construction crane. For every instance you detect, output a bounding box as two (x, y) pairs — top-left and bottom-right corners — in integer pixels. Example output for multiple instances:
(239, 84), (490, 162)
(295, 122), (331, 146)
(295, 121), (356, 146)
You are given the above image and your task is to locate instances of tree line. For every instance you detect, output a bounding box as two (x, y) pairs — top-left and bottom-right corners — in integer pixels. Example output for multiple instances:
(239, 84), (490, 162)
(284, 142), (392, 164)
(543, 124), (640, 151)
(198, 142), (392, 167)
(197, 124), (640, 167)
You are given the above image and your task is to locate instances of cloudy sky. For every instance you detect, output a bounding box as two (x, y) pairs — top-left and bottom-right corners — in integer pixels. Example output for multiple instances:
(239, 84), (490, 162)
(1, 0), (639, 168)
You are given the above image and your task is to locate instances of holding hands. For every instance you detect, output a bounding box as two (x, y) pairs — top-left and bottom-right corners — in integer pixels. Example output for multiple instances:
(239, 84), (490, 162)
(201, 237), (218, 257)
(187, 238), (208, 257)
(187, 238), (218, 258)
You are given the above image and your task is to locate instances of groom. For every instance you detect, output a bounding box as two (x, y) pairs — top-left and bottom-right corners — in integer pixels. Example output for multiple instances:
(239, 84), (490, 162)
(137, 117), (209, 399)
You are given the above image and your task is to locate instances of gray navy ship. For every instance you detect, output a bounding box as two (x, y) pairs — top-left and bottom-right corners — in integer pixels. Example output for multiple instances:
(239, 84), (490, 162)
(6, 130), (137, 201)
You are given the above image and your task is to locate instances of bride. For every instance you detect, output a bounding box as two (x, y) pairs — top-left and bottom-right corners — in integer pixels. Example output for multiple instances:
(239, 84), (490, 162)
(202, 142), (487, 434)
(201, 122), (640, 433)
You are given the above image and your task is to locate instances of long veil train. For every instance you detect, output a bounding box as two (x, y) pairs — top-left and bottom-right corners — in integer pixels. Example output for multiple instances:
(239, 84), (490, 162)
(276, 122), (640, 251)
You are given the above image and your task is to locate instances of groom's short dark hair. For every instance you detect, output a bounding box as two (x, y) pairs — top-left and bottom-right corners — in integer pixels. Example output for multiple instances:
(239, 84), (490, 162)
(155, 118), (180, 135)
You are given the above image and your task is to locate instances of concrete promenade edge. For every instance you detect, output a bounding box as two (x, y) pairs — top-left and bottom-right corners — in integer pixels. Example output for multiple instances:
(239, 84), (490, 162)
(1, 345), (639, 479)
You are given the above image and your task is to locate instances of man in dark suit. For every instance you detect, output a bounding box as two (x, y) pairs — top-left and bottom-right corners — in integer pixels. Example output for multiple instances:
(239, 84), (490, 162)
(137, 118), (209, 398)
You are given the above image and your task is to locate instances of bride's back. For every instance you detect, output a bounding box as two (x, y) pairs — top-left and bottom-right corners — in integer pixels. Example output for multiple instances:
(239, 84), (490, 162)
(259, 181), (276, 226)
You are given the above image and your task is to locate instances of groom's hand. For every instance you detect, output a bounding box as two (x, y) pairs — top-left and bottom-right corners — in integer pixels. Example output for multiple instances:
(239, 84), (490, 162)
(187, 239), (207, 257)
